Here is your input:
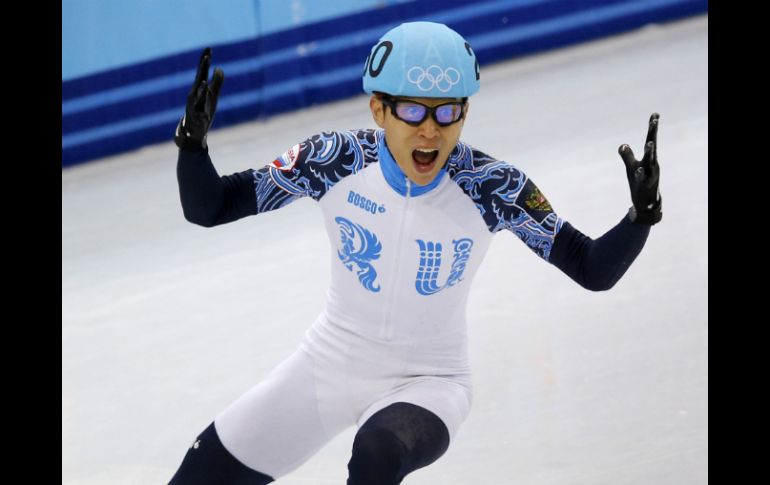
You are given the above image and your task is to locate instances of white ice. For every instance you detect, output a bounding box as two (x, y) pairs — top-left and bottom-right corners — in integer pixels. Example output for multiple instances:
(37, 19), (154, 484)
(62, 15), (707, 485)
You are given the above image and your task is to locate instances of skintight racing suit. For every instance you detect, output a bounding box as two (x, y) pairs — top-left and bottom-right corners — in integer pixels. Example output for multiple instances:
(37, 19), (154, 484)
(170, 129), (650, 484)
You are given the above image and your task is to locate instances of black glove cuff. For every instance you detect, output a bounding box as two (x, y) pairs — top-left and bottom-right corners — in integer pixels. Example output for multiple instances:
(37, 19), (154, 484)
(174, 117), (208, 152)
(628, 198), (662, 226)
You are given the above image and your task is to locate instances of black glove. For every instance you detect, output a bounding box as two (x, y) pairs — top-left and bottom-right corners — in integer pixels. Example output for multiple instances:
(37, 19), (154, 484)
(619, 113), (662, 225)
(174, 48), (224, 151)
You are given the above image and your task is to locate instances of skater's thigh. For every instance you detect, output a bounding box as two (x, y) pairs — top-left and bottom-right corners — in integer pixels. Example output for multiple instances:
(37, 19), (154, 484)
(214, 349), (346, 478)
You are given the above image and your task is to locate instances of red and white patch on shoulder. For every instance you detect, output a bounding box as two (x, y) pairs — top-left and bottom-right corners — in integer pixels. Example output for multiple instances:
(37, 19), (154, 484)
(271, 143), (302, 171)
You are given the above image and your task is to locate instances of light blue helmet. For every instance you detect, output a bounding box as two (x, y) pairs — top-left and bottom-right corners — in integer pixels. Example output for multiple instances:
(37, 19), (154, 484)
(363, 21), (480, 98)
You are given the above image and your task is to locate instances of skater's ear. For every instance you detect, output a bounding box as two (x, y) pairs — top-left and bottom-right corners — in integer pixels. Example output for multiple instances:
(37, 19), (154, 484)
(370, 95), (386, 128)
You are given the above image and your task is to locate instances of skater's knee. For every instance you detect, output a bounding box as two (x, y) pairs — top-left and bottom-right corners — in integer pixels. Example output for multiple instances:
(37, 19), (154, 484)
(347, 427), (407, 485)
(168, 422), (274, 485)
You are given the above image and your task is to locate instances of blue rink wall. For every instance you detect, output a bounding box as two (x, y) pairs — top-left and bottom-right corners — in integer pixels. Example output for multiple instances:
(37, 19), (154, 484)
(61, 0), (707, 167)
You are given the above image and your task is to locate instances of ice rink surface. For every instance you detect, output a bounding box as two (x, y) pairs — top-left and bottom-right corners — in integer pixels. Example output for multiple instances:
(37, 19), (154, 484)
(62, 15), (707, 485)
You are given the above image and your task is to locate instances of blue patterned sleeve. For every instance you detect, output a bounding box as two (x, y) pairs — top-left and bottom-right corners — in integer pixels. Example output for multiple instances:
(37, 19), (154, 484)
(447, 146), (563, 261)
(176, 130), (377, 227)
(253, 130), (378, 213)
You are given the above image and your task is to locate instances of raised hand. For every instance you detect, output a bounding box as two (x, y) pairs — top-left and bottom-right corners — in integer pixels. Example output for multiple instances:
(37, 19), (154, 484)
(174, 48), (225, 151)
(618, 113), (662, 225)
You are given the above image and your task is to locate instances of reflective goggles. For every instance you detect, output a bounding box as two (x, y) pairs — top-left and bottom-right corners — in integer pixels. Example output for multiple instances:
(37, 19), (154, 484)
(380, 95), (467, 127)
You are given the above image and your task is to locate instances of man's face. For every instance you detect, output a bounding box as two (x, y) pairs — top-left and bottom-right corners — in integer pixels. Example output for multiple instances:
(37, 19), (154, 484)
(370, 94), (468, 187)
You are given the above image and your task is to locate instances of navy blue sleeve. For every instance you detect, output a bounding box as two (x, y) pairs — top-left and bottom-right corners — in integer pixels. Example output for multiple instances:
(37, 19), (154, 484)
(549, 215), (651, 291)
(176, 148), (257, 227)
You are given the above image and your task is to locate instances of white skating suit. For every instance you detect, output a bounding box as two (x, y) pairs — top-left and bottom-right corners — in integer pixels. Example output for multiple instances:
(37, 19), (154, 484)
(214, 128), (564, 477)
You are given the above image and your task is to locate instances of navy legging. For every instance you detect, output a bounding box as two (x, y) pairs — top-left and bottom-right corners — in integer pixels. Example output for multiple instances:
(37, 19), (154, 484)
(169, 401), (450, 484)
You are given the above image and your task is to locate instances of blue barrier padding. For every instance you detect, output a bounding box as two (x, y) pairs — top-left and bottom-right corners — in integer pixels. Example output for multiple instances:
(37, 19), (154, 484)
(62, 0), (707, 167)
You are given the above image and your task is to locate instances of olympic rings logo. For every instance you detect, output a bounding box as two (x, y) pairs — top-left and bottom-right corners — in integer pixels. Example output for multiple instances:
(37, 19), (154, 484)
(407, 65), (461, 92)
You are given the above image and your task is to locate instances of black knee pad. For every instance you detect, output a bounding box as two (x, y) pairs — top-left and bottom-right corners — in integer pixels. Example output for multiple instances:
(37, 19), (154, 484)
(347, 427), (407, 485)
(347, 402), (451, 485)
(168, 422), (274, 485)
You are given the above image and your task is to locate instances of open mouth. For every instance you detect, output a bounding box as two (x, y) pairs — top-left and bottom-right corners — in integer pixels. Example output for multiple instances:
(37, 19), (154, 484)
(411, 148), (439, 173)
